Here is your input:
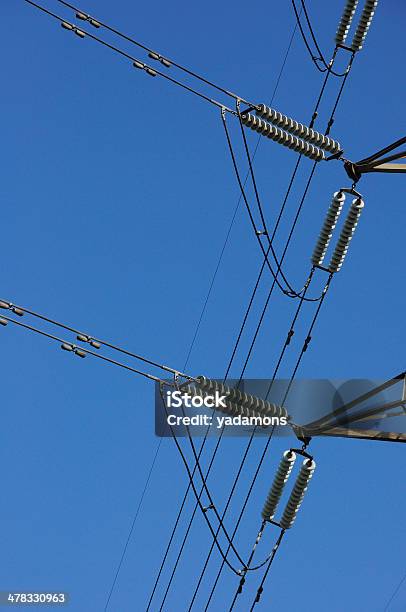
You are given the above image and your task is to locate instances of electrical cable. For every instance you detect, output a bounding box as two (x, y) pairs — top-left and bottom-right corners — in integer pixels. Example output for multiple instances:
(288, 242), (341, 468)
(53, 0), (256, 108)
(0, 299), (193, 380)
(0, 298), (247, 608)
(248, 530), (286, 611)
(0, 309), (250, 580)
(195, 48), (355, 607)
(20, 0), (358, 603)
(23, 0), (331, 308)
(156, 386), (247, 575)
(13, 1), (378, 607)
(15, 3), (304, 606)
(198, 275), (316, 610)
(147, 22), (301, 607)
(23, 0), (238, 115)
(182, 113), (330, 610)
(300, 0), (329, 67)
(107, 226), (242, 611)
(157, 381), (294, 583)
(221, 110), (322, 303)
(292, 0), (351, 77)
(234, 103), (323, 302)
(238, 279), (332, 609)
(292, 0), (327, 73)
(0, 314), (164, 383)
(383, 570), (406, 611)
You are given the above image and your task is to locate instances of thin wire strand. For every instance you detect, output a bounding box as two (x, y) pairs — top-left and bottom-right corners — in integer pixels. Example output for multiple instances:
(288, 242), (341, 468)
(383, 571), (406, 611)
(103, 441), (162, 611)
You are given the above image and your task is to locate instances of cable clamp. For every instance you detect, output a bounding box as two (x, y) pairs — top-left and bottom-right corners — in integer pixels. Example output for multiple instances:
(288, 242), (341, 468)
(285, 329), (294, 346)
(255, 586), (264, 603)
(302, 336), (312, 352)
(237, 575), (246, 594)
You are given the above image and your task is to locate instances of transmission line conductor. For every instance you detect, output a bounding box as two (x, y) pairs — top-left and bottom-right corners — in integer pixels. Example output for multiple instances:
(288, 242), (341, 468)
(262, 450), (296, 522)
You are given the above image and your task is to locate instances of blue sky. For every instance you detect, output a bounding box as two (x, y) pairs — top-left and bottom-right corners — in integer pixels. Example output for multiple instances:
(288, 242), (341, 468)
(1, 0), (405, 610)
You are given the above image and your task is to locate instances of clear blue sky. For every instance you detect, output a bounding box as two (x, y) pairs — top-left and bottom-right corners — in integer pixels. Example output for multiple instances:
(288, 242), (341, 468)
(1, 1), (405, 610)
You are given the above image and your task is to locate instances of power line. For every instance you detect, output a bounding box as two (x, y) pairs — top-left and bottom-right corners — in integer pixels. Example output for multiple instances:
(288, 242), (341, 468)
(0, 299), (194, 380)
(18, 1), (312, 606)
(228, 279), (332, 608)
(193, 41), (355, 606)
(292, 0), (351, 77)
(249, 530), (286, 611)
(156, 385), (281, 577)
(107, 217), (243, 609)
(0, 314), (164, 383)
(233, 104), (322, 302)
(146, 21), (301, 607)
(221, 109), (325, 303)
(299, 0), (328, 66)
(11, 0), (392, 607)
(197, 277), (316, 609)
(0, 301), (251, 603)
(23, 0), (253, 115)
(53, 0), (256, 108)
(1, 303), (256, 581)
